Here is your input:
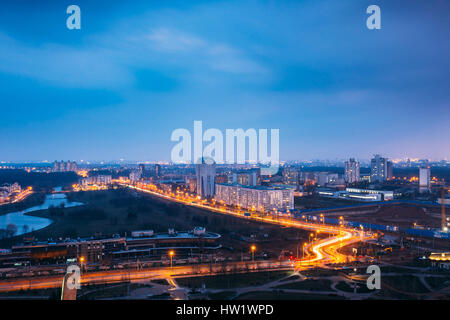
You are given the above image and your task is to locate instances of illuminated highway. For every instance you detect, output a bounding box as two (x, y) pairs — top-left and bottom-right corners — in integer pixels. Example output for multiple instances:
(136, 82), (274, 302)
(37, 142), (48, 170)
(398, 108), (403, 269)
(0, 188), (33, 206)
(0, 260), (292, 292)
(124, 183), (373, 269)
(0, 183), (371, 293)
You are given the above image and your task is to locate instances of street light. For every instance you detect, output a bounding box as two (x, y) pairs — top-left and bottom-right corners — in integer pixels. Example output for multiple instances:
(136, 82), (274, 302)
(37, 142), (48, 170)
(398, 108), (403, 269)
(79, 256), (85, 274)
(251, 245), (256, 261)
(303, 242), (307, 259)
(169, 250), (174, 268)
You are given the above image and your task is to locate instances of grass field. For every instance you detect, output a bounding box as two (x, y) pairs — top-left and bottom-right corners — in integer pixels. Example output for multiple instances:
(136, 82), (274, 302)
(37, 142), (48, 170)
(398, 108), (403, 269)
(176, 270), (293, 289)
(335, 281), (373, 294)
(273, 279), (333, 291)
(424, 276), (450, 291)
(78, 283), (153, 300)
(208, 291), (237, 300)
(382, 275), (429, 294)
(234, 291), (345, 300)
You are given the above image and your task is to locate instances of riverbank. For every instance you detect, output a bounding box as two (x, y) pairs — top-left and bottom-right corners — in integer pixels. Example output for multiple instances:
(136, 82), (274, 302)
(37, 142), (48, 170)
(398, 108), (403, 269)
(0, 193), (83, 247)
(0, 193), (46, 217)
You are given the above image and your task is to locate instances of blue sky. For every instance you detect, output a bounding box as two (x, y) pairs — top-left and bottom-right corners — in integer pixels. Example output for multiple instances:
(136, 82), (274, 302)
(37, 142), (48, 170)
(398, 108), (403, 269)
(0, 0), (449, 162)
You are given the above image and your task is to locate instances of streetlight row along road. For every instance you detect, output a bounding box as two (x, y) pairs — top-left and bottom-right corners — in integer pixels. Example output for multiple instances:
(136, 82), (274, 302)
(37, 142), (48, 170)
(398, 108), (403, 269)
(125, 183), (372, 268)
(0, 183), (371, 293)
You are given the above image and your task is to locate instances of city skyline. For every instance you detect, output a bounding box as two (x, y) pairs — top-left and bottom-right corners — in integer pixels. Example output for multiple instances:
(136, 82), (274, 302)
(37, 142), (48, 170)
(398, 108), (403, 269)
(1, 0), (449, 161)
(1, 156), (449, 165)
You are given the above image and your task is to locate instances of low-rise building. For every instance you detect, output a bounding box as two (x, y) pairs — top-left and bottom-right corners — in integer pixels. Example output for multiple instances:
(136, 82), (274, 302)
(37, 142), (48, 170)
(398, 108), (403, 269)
(0, 227), (221, 266)
(316, 187), (394, 202)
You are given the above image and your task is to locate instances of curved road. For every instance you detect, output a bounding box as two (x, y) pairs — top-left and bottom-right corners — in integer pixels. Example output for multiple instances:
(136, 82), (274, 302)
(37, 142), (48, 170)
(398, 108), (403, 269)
(126, 183), (371, 268)
(0, 183), (370, 293)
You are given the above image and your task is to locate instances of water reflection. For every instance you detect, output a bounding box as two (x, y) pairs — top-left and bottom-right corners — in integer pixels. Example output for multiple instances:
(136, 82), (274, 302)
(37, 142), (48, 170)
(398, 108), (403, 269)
(0, 193), (83, 236)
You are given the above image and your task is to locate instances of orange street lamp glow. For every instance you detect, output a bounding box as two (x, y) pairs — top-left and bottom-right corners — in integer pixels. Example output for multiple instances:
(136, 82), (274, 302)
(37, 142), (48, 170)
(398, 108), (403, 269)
(169, 250), (175, 267)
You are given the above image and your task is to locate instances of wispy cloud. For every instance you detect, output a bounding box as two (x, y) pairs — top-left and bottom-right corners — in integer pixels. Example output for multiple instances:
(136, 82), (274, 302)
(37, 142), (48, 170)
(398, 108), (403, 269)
(0, 20), (269, 90)
(0, 33), (132, 89)
(146, 28), (205, 52)
(141, 27), (269, 75)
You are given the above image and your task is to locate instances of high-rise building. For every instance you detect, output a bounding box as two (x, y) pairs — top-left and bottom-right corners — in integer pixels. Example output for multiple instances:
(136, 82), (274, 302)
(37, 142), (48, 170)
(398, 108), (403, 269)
(195, 158), (216, 199)
(139, 164), (145, 175)
(387, 161), (393, 180)
(52, 161), (59, 172)
(371, 155), (389, 182)
(282, 167), (299, 186)
(186, 177), (197, 193)
(419, 167), (431, 193)
(215, 175), (228, 184)
(52, 160), (78, 173)
(215, 183), (294, 212)
(129, 170), (141, 182)
(316, 172), (329, 186)
(344, 158), (360, 184)
(81, 175), (112, 186)
(230, 169), (259, 187)
(155, 164), (161, 177)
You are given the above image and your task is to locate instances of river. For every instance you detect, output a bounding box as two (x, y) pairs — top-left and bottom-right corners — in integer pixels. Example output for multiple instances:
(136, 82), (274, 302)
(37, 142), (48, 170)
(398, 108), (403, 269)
(0, 192), (83, 236)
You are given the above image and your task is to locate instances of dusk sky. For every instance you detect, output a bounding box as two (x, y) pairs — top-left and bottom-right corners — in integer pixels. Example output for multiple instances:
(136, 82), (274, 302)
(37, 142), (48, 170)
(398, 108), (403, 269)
(0, 0), (449, 162)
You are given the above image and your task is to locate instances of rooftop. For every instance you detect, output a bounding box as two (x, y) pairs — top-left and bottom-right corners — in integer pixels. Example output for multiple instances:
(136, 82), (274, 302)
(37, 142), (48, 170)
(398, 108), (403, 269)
(217, 183), (294, 191)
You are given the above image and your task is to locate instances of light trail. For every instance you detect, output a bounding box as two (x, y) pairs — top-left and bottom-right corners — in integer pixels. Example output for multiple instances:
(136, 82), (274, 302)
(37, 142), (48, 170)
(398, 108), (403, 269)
(0, 183), (372, 293)
(0, 188), (33, 206)
(124, 183), (373, 269)
(0, 260), (292, 292)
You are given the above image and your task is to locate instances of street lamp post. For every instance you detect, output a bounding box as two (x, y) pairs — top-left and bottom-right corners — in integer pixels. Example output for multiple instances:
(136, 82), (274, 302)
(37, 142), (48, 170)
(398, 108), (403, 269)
(79, 256), (85, 275)
(303, 242), (307, 259)
(169, 250), (174, 268)
(251, 245), (256, 262)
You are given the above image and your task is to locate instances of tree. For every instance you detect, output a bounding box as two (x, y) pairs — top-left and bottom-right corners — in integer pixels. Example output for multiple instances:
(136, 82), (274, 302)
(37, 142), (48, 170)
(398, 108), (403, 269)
(6, 223), (18, 237)
(22, 224), (29, 234)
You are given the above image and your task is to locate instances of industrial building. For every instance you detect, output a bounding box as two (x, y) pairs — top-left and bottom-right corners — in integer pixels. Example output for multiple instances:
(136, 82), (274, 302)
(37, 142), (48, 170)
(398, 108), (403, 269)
(316, 187), (394, 202)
